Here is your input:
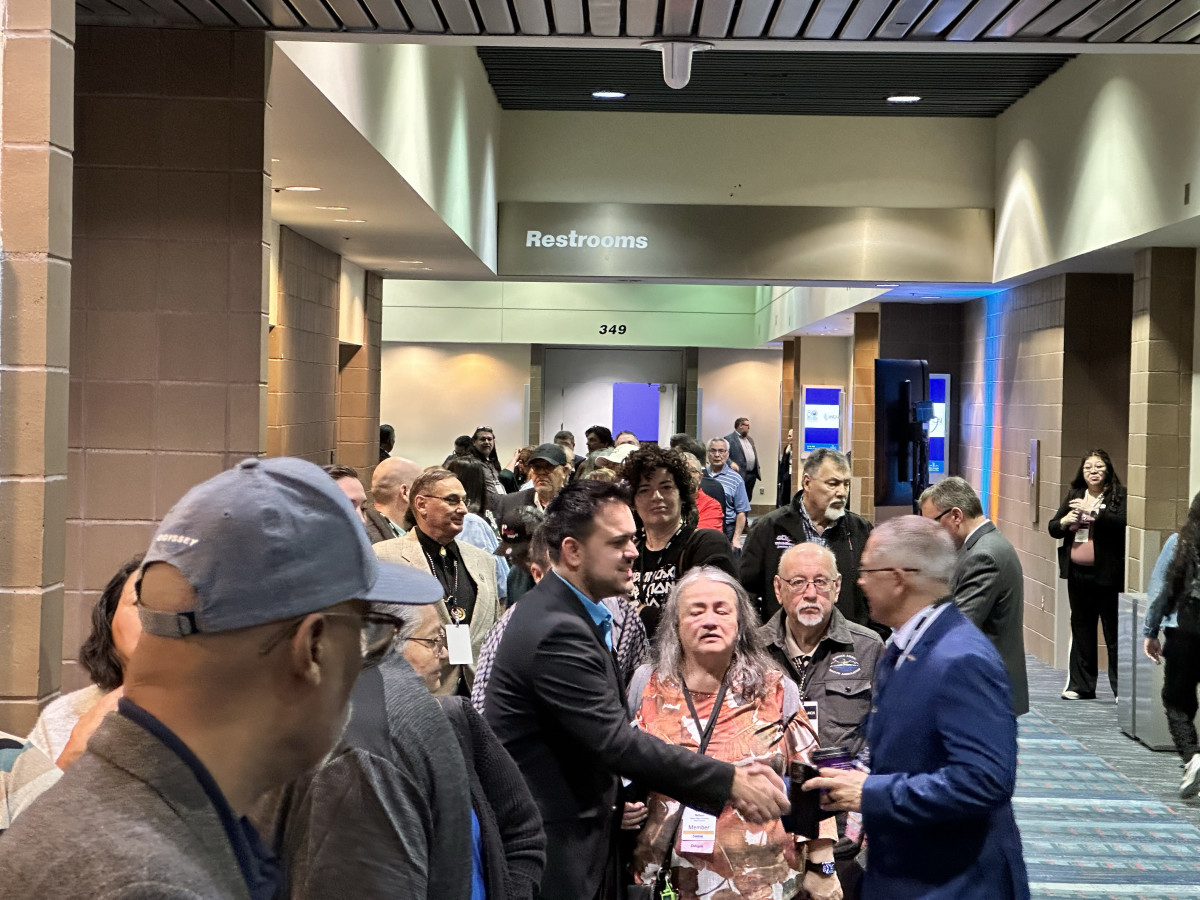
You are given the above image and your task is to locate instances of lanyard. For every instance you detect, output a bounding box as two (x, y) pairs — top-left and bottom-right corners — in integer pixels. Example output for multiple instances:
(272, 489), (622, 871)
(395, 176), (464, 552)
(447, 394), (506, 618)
(422, 546), (464, 622)
(681, 673), (729, 755)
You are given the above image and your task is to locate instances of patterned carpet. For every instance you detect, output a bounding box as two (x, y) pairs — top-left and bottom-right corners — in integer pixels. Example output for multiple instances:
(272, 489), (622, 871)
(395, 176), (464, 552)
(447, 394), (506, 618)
(1017, 699), (1200, 898)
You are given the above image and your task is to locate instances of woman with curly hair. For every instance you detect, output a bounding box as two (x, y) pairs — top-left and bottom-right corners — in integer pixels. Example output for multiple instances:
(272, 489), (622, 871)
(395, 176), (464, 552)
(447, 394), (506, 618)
(625, 446), (736, 639)
(27, 555), (143, 762)
(1048, 448), (1127, 700)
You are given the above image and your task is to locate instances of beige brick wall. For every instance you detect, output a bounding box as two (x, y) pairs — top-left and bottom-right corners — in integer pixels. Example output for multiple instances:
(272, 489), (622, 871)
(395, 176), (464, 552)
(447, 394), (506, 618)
(268, 226), (340, 465)
(65, 27), (270, 696)
(852, 312), (879, 522)
(0, 0), (75, 733)
(961, 273), (1133, 668)
(1126, 248), (1194, 593)
(336, 271), (383, 484)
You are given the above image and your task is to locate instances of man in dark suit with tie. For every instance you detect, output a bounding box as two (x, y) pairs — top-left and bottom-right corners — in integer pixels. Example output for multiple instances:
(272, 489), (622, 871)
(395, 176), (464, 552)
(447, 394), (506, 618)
(724, 417), (761, 500)
(806, 516), (1029, 900)
(919, 477), (1029, 716)
(484, 480), (790, 900)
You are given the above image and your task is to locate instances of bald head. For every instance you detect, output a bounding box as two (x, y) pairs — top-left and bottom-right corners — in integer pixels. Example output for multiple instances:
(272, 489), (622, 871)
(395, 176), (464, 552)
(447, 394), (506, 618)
(372, 456), (422, 522)
(779, 542), (838, 577)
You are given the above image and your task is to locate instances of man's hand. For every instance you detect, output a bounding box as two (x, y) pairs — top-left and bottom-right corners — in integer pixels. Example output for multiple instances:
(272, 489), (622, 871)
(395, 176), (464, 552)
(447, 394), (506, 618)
(729, 761), (790, 824)
(1144, 636), (1163, 664)
(56, 687), (123, 769)
(803, 767), (867, 813)
(621, 801), (648, 830)
(802, 868), (843, 900)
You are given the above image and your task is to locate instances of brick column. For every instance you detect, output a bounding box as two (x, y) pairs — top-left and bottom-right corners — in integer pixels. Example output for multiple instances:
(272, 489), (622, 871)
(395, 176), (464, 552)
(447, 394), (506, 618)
(67, 28), (270, 693)
(0, 0), (74, 733)
(852, 312), (879, 522)
(1126, 248), (1195, 592)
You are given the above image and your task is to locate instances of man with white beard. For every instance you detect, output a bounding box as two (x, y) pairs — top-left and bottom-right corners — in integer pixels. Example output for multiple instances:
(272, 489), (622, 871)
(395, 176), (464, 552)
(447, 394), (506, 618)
(759, 543), (883, 899)
(740, 449), (881, 635)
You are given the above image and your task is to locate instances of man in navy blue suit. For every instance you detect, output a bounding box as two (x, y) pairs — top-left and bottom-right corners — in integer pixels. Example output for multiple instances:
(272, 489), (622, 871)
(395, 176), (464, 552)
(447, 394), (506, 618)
(806, 515), (1029, 900)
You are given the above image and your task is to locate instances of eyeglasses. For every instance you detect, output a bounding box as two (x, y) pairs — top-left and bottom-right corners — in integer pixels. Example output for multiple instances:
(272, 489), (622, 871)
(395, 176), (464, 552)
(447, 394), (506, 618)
(859, 567), (922, 576)
(709, 448), (729, 455)
(780, 576), (838, 595)
(407, 630), (448, 653)
(931, 508), (954, 522)
(259, 610), (406, 666)
(426, 493), (467, 507)
(1082, 465), (1106, 472)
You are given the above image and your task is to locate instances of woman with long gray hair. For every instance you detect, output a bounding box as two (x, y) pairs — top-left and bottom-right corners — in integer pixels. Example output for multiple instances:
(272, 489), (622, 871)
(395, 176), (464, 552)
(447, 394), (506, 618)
(624, 566), (841, 900)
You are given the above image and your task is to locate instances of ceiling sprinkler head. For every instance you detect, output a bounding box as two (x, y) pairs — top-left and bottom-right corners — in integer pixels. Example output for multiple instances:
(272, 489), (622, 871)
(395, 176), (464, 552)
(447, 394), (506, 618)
(641, 41), (713, 90)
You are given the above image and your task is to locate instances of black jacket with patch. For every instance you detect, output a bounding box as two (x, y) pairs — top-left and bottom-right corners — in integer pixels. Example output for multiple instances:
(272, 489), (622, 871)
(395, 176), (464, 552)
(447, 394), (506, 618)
(739, 491), (876, 630)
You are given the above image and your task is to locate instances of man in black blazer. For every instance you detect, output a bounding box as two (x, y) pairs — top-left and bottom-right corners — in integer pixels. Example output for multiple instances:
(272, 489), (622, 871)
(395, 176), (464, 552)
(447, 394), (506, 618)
(920, 477), (1029, 716)
(483, 480), (790, 900)
(724, 417), (761, 500)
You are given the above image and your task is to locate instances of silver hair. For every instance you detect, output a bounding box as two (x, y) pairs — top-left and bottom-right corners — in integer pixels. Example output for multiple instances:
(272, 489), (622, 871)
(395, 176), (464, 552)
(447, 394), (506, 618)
(918, 476), (983, 518)
(707, 437), (729, 450)
(653, 566), (779, 702)
(870, 515), (957, 589)
(778, 542), (839, 578)
(802, 448), (850, 477)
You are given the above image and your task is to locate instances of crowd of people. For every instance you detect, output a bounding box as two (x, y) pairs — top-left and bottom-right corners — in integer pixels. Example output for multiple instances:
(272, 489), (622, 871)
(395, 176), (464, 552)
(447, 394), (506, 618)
(7, 418), (1177, 900)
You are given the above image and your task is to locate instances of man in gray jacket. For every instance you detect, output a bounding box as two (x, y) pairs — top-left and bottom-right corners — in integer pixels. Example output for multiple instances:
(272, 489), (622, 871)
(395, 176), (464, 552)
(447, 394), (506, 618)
(759, 542), (882, 894)
(0, 458), (442, 899)
(921, 476), (1030, 716)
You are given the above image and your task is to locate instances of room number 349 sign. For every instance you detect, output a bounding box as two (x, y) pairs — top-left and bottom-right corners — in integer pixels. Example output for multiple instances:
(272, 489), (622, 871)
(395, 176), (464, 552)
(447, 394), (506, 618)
(598, 324), (628, 335)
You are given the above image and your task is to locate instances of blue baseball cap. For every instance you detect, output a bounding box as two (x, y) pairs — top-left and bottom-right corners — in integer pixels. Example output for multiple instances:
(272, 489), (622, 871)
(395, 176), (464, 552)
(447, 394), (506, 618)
(138, 457), (442, 638)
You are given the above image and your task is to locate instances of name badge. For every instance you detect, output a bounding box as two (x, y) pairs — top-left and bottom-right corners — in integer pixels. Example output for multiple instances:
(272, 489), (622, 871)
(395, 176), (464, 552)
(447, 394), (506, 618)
(844, 810), (864, 843)
(802, 700), (819, 736)
(1074, 525), (1090, 544)
(679, 807), (718, 854)
(446, 624), (474, 665)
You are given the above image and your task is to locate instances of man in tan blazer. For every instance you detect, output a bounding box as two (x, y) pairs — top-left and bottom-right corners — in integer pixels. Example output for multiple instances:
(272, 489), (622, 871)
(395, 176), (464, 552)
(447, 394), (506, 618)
(376, 468), (499, 696)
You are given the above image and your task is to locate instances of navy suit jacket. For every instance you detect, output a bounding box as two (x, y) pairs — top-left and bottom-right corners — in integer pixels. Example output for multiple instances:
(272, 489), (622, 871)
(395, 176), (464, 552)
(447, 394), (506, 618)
(861, 604), (1029, 900)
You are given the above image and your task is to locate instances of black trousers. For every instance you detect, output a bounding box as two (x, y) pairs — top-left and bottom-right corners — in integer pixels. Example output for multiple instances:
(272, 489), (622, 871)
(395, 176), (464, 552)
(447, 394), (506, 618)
(1162, 627), (1200, 761)
(1066, 566), (1118, 696)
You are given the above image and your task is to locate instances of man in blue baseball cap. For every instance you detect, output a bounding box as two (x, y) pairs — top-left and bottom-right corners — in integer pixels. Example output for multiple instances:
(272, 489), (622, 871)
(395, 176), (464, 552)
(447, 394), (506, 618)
(0, 457), (443, 899)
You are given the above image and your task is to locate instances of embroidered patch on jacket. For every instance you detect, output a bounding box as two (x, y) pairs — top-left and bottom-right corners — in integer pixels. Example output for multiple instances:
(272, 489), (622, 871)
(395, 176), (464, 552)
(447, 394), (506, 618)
(774, 535), (795, 550)
(828, 653), (861, 676)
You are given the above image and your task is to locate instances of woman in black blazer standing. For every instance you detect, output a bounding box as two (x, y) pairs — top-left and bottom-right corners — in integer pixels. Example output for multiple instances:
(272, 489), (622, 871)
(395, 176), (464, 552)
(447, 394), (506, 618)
(1049, 448), (1127, 700)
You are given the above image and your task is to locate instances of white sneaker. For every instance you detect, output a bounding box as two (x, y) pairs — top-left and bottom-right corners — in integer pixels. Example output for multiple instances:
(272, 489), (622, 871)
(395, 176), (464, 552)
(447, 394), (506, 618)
(1180, 753), (1200, 800)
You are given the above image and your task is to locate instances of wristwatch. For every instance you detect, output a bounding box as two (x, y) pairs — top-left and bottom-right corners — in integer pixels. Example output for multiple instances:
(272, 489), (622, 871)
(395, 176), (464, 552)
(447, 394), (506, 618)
(806, 860), (836, 877)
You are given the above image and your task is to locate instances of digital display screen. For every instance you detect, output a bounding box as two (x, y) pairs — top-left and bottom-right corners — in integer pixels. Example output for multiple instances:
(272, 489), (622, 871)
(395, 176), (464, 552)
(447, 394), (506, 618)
(803, 387), (841, 452)
(929, 375), (949, 478)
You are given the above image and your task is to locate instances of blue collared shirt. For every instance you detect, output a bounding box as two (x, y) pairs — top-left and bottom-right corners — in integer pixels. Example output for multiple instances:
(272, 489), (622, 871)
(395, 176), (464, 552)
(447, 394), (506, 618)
(551, 569), (614, 649)
(118, 699), (281, 900)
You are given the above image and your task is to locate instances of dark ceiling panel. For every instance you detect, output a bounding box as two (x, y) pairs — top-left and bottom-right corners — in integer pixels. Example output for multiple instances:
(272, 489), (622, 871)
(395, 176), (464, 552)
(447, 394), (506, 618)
(477, 48), (1073, 117)
(1019, 0), (1097, 35)
(839, 0), (897, 38)
(985, 0), (1058, 34)
(875, 0), (938, 36)
(76, 0), (1200, 42)
(1125, 0), (1200, 37)
(804, 0), (856, 37)
(947, 0), (1017, 38)
(1085, 0), (1175, 38)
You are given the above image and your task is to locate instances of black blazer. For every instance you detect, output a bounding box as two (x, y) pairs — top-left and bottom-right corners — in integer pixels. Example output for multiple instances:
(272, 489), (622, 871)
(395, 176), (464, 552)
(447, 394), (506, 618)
(483, 570), (734, 900)
(1048, 484), (1127, 589)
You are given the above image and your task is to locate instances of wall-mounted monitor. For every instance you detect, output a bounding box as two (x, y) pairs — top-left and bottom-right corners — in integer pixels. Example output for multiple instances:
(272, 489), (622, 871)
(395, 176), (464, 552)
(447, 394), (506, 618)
(928, 374), (950, 483)
(802, 386), (843, 453)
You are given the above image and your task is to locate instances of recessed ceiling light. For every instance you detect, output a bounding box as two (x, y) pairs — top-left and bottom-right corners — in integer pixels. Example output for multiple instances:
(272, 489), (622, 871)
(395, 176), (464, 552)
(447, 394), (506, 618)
(283, 185), (321, 192)
(335, 218), (366, 223)
(316, 205), (348, 211)
(592, 90), (627, 100)
(887, 94), (921, 104)
(921, 295), (939, 299)
(396, 259), (425, 265)
(876, 283), (899, 288)
(270, 157), (281, 162)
